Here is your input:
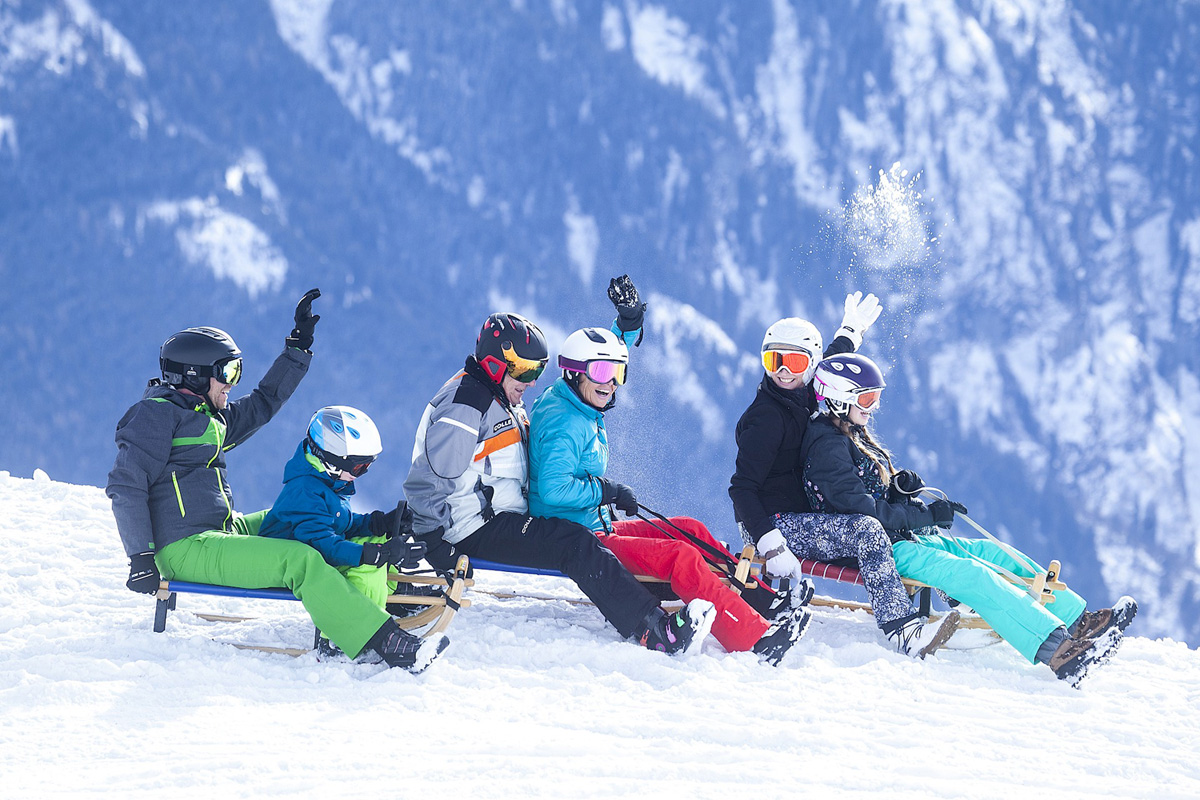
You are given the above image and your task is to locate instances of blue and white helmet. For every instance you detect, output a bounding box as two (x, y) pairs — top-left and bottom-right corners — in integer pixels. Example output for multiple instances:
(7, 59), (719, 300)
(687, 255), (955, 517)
(305, 405), (382, 476)
(813, 353), (886, 417)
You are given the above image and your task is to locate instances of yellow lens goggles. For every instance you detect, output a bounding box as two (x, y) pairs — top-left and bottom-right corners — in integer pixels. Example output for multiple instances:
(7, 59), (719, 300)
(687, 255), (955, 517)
(501, 342), (548, 383)
(214, 357), (242, 386)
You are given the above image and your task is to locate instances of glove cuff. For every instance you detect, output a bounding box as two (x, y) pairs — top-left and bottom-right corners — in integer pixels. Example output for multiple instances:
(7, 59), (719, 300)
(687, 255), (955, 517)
(756, 529), (788, 559)
(833, 325), (863, 350)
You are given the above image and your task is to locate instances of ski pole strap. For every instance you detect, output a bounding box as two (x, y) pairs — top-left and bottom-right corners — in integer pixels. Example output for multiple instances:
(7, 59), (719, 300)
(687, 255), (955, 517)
(632, 510), (753, 590)
(635, 503), (740, 570)
(918, 488), (1045, 598)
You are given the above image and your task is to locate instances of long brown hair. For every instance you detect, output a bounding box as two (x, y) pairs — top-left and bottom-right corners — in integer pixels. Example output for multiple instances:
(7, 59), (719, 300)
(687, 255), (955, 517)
(829, 413), (897, 486)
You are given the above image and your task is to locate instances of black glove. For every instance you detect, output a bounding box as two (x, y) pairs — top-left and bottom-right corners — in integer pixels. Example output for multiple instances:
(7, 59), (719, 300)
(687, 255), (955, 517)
(892, 469), (925, 496)
(285, 288), (321, 352)
(360, 536), (428, 569)
(598, 477), (638, 516)
(369, 502), (414, 538)
(126, 551), (161, 595)
(608, 275), (646, 342)
(928, 499), (968, 529)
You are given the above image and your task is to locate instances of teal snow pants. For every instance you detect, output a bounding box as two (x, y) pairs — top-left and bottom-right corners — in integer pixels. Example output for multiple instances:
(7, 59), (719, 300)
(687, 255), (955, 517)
(891, 533), (1087, 663)
(155, 510), (390, 658)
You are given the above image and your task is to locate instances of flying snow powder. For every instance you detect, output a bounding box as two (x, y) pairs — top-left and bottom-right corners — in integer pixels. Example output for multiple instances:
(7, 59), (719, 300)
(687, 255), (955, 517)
(840, 163), (937, 274)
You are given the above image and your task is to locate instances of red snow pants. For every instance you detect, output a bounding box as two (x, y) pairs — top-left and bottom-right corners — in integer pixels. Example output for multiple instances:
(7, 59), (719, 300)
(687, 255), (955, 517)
(599, 517), (769, 652)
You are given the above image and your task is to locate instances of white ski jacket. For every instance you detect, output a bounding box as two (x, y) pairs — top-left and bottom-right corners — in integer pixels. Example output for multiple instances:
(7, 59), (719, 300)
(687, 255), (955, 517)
(404, 358), (530, 544)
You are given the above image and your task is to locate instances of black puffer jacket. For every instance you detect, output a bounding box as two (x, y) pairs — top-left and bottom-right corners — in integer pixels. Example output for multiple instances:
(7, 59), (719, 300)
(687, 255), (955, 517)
(799, 415), (935, 537)
(728, 336), (853, 545)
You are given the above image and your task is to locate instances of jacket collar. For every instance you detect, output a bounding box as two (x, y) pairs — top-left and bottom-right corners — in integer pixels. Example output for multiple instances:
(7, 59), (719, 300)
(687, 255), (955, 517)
(464, 356), (512, 409)
(758, 372), (816, 416)
(283, 442), (356, 495)
(549, 377), (605, 421)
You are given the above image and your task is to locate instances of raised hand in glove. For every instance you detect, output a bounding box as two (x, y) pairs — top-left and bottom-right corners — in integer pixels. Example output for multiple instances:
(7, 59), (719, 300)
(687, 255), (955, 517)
(369, 502), (414, 538)
(598, 477), (638, 516)
(928, 499), (968, 529)
(361, 536), (428, 569)
(756, 529), (802, 581)
(891, 469), (925, 497)
(608, 274), (646, 344)
(285, 288), (322, 352)
(835, 291), (882, 350)
(126, 551), (161, 595)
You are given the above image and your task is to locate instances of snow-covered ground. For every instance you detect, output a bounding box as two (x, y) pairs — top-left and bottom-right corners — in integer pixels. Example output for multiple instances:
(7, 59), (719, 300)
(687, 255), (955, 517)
(2, 472), (1198, 798)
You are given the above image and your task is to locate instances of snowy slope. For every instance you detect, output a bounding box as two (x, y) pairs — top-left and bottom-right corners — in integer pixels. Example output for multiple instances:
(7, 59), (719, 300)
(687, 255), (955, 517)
(3, 1), (1199, 645)
(2, 473), (1198, 798)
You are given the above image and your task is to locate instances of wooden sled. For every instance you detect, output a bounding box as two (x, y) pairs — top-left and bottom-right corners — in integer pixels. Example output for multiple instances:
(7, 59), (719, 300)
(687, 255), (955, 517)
(795, 556), (1067, 632)
(152, 555), (474, 649)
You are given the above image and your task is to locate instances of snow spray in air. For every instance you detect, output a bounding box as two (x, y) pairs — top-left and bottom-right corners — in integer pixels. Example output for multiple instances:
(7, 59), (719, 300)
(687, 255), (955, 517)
(840, 162), (938, 276)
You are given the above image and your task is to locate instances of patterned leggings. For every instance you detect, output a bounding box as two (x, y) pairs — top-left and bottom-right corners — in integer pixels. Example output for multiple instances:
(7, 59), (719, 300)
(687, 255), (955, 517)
(774, 512), (913, 628)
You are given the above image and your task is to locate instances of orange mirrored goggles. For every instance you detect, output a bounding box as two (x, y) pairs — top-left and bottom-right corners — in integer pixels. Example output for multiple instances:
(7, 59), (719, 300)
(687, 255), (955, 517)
(762, 350), (812, 375)
(852, 389), (882, 411)
(501, 342), (548, 383)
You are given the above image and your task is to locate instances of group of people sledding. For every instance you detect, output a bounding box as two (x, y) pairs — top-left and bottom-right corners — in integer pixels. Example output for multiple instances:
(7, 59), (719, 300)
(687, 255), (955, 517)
(107, 277), (1136, 686)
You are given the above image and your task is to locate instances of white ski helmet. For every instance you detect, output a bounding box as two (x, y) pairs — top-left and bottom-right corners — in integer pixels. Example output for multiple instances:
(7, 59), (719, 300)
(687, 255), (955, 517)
(559, 327), (629, 385)
(761, 317), (822, 384)
(813, 353), (886, 418)
(306, 405), (383, 477)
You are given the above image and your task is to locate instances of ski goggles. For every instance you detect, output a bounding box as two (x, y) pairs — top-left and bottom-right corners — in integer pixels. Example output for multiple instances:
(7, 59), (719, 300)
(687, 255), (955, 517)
(501, 342), (548, 383)
(213, 356), (243, 386)
(559, 356), (627, 385)
(311, 442), (376, 477)
(762, 349), (812, 375)
(849, 388), (883, 411)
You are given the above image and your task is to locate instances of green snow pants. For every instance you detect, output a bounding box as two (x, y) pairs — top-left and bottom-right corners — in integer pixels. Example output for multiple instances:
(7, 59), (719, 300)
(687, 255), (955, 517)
(891, 533), (1087, 663)
(155, 510), (390, 658)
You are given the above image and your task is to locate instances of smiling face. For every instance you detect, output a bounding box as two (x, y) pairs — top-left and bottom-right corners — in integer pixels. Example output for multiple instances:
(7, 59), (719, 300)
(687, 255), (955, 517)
(206, 377), (233, 410)
(501, 372), (533, 406)
(576, 372), (617, 409)
(847, 403), (873, 426)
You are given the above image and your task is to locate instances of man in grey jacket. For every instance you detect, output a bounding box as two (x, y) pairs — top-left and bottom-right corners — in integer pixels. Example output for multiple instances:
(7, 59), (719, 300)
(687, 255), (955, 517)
(107, 290), (446, 672)
(403, 311), (714, 655)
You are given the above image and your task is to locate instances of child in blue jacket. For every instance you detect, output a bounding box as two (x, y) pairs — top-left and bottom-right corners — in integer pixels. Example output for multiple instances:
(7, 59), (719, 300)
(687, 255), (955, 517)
(260, 406), (438, 665)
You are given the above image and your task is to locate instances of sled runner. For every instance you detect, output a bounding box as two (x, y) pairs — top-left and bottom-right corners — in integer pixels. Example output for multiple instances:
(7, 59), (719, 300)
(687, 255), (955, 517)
(152, 556), (474, 647)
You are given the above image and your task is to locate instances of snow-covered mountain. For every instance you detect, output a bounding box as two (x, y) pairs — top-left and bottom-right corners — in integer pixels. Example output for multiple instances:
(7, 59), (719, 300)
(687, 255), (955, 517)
(3, 473), (1199, 797)
(2, 1), (1198, 643)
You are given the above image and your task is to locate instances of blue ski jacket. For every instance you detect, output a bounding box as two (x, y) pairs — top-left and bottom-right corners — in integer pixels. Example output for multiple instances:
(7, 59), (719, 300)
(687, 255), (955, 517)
(528, 322), (639, 532)
(259, 442), (372, 567)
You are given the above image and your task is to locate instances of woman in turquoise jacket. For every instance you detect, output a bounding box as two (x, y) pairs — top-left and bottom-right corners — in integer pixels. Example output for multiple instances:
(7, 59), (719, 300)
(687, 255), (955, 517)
(528, 276), (811, 665)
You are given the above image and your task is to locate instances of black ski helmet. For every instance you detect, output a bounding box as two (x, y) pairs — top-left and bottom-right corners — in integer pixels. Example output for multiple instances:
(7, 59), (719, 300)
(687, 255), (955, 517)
(160, 327), (243, 393)
(475, 312), (549, 384)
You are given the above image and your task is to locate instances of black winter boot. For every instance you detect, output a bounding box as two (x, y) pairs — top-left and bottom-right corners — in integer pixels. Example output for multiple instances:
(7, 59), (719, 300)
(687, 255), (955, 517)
(366, 619), (448, 673)
(636, 599), (715, 656)
(752, 607), (812, 666)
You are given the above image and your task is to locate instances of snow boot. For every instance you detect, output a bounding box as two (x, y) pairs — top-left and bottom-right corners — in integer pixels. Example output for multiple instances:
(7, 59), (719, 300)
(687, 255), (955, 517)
(886, 610), (961, 659)
(744, 579), (815, 621)
(1071, 597), (1138, 640)
(752, 607), (812, 666)
(1048, 627), (1123, 688)
(637, 599), (716, 656)
(366, 619), (448, 673)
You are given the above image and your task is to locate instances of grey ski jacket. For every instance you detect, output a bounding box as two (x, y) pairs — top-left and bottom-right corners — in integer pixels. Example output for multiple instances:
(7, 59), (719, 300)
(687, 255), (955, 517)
(107, 347), (311, 557)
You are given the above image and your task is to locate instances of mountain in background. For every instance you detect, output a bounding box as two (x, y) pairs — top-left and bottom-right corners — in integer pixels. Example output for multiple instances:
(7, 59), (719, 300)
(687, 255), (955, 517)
(3, 1), (1198, 643)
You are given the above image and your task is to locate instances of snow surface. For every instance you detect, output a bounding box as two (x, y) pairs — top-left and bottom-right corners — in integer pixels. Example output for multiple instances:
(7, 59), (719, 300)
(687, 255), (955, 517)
(3, 473), (1198, 798)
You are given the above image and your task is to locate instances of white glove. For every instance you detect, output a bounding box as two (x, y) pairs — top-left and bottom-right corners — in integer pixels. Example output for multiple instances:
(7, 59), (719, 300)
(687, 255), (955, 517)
(835, 291), (882, 349)
(756, 529), (802, 581)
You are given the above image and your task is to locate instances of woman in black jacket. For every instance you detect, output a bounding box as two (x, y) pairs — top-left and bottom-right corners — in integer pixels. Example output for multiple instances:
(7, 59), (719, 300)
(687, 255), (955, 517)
(801, 352), (1135, 684)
